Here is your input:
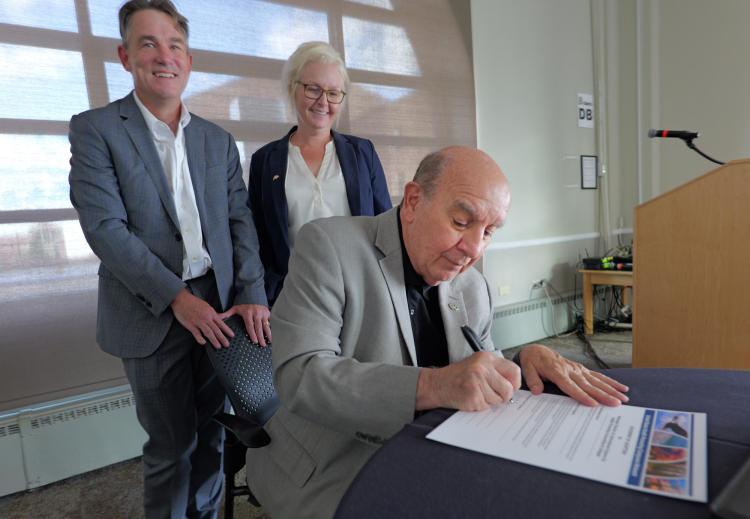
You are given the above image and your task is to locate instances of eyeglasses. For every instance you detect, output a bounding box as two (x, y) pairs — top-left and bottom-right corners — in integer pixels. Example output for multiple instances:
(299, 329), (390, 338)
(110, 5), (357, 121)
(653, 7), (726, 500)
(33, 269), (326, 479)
(296, 81), (346, 104)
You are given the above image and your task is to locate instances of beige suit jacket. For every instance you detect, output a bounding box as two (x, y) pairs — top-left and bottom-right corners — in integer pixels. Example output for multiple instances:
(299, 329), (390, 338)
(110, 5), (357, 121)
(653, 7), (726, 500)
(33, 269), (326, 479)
(247, 208), (500, 518)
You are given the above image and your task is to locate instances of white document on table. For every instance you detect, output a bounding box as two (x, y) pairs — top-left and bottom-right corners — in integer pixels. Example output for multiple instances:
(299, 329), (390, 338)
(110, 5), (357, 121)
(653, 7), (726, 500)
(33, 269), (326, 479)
(426, 390), (707, 502)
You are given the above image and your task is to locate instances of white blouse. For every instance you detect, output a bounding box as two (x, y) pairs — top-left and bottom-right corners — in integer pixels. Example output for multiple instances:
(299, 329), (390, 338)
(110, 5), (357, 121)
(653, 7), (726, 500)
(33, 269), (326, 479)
(285, 140), (351, 250)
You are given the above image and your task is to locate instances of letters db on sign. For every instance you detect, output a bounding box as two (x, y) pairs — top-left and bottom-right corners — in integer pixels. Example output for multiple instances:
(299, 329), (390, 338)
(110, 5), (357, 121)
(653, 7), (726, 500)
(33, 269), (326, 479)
(577, 93), (594, 128)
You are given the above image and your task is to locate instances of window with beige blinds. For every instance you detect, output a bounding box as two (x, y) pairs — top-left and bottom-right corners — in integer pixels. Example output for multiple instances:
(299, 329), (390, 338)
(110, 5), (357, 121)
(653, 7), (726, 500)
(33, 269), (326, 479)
(0, 0), (475, 411)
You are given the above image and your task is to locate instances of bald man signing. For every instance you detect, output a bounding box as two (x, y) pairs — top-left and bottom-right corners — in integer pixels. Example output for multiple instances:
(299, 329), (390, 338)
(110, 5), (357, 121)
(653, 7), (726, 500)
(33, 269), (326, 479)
(246, 147), (629, 519)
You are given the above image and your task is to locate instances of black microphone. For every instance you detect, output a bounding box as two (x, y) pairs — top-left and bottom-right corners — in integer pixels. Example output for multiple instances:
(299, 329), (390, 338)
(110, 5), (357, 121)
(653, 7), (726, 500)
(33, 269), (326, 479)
(648, 128), (700, 140)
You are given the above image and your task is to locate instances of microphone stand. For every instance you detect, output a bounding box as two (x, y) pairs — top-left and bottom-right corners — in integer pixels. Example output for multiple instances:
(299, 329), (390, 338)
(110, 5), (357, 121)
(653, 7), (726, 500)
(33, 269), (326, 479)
(684, 138), (725, 165)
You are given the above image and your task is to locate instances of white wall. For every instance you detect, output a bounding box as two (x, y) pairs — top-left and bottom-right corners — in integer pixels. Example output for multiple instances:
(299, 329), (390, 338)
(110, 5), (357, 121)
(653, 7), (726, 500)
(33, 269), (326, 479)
(472, 0), (750, 347)
(603, 0), (638, 229)
(471, 0), (604, 346)
(638, 0), (750, 200)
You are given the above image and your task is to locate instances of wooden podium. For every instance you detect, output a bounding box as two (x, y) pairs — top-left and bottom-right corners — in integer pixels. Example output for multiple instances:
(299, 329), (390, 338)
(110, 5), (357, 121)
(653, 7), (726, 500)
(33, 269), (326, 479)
(633, 159), (750, 369)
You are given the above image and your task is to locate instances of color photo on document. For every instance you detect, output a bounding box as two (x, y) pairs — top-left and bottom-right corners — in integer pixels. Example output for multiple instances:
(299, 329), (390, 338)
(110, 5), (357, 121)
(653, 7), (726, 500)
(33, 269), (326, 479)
(643, 477), (688, 496)
(639, 410), (693, 496)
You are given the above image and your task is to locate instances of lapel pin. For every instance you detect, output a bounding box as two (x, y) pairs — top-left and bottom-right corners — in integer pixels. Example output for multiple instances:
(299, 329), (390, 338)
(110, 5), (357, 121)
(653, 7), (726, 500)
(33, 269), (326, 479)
(272, 175), (280, 181)
(448, 303), (459, 311)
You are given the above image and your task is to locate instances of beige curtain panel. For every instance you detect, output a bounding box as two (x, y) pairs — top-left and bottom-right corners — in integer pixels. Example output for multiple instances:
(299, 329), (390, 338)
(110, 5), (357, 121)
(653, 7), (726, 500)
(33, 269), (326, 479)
(0, 0), (476, 411)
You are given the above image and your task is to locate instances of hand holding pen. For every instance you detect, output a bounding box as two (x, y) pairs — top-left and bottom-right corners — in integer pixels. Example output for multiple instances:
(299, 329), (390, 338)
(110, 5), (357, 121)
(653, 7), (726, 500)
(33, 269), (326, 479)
(461, 325), (516, 404)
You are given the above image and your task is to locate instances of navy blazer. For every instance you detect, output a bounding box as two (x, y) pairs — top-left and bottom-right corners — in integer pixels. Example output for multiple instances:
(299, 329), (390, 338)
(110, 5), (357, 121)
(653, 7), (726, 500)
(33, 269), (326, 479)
(248, 127), (392, 305)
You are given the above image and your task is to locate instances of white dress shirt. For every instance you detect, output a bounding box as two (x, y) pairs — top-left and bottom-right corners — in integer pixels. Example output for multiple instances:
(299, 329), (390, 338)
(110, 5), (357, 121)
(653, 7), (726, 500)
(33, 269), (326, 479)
(133, 92), (211, 280)
(285, 140), (351, 250)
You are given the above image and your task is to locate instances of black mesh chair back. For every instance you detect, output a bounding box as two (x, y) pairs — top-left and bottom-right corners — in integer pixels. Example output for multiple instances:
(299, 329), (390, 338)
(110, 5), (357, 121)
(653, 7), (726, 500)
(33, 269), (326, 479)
(205, 314), (279, 518)
(207, 314), (279, 426)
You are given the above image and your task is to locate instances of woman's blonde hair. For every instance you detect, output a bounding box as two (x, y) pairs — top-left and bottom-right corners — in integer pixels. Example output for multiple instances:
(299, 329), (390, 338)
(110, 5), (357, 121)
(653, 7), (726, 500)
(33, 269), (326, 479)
(281, 41), (350, 119)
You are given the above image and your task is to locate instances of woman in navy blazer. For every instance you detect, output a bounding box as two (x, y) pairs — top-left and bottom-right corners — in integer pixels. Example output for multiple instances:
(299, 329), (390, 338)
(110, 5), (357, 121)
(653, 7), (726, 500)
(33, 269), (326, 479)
(249, 42), (392, 305)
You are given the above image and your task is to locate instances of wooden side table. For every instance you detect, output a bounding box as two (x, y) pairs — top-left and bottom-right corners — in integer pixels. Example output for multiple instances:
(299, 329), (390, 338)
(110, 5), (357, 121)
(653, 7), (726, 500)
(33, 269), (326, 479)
(578, 269), (633, 335)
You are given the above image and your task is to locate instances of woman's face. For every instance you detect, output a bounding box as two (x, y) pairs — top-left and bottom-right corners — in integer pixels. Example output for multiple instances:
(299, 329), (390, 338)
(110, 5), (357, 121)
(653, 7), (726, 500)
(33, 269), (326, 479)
(294, 61), (345, 133)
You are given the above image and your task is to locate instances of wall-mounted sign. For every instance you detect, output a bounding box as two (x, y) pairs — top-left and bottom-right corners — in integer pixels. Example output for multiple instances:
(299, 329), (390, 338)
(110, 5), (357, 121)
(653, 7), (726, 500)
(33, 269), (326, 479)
(581, 155), (598, 189)
(577, 93), (594, 128)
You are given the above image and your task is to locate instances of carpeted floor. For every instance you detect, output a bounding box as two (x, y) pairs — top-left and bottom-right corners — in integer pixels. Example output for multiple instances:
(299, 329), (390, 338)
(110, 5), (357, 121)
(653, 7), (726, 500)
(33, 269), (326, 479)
(0, 330), (631, 519)
(0, 458), (269, 519)
(506, 328), (632, 370)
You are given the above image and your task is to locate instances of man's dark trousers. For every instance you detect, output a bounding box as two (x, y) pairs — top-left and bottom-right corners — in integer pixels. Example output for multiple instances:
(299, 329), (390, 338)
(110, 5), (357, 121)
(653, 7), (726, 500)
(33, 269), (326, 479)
(123, 272), (227, 519)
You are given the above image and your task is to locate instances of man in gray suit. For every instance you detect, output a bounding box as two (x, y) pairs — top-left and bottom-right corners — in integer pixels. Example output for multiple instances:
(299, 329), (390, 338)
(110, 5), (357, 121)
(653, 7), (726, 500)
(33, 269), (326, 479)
(246, 146), (630, 518)
(68, 1), (269, 517)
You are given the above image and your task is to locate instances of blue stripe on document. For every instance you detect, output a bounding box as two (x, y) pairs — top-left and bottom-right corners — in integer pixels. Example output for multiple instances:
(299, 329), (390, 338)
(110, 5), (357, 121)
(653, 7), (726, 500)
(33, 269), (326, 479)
(627, 409), (655, 486)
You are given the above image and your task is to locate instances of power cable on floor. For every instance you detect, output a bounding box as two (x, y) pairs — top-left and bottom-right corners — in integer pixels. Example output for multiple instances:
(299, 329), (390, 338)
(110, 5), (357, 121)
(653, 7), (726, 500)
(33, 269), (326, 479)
(575, 317), (611, 369)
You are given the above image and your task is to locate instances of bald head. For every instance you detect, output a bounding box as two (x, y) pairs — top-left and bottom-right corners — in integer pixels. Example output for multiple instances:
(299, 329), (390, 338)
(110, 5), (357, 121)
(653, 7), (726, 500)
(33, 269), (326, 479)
(413, 146), (509, 203)
(400, 146), (511, 286)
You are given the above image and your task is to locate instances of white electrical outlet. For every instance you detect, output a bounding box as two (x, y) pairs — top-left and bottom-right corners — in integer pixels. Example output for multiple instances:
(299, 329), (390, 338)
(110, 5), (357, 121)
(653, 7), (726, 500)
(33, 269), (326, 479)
(498, 285), (511, 296)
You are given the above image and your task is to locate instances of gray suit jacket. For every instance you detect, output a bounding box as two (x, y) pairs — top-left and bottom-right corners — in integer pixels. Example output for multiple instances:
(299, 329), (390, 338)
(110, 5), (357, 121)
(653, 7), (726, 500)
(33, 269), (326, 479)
(247, 208), (499, 519)
(69, 93), (266, 358)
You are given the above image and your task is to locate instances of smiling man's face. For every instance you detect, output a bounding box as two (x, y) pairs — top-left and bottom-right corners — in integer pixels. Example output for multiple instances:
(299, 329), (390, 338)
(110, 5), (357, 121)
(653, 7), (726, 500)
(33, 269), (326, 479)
(118, 8), (191, 112)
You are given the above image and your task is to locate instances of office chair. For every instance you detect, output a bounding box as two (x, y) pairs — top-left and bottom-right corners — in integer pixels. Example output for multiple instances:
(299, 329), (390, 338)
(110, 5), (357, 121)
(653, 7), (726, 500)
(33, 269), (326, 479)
(206, 315), (279, 519)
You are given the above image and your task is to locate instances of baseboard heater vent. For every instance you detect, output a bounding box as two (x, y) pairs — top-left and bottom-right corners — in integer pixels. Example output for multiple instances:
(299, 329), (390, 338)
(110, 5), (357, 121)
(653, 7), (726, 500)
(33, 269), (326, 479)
(0, 385), (146, 497)
(0, 423), (21, 437)
(493, 292), (581, 320)
(491, 287), (607, 349)
(29, 395), (137, 430)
